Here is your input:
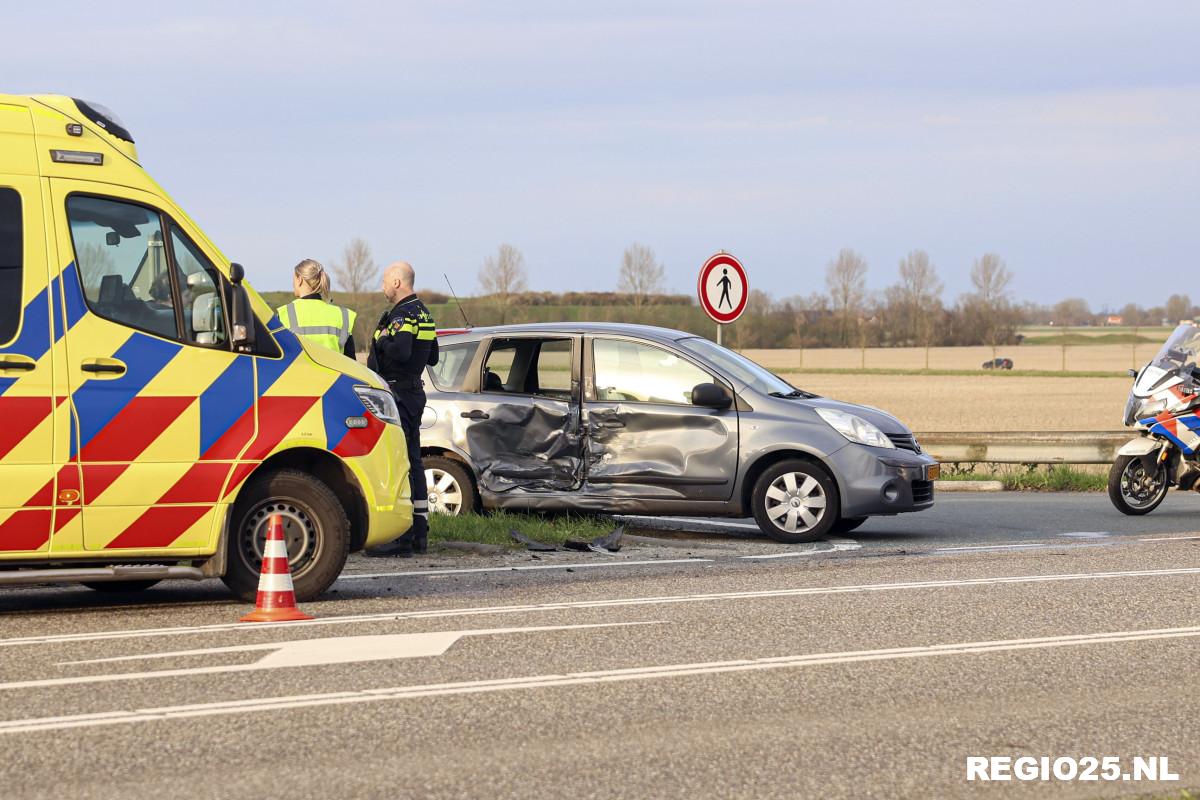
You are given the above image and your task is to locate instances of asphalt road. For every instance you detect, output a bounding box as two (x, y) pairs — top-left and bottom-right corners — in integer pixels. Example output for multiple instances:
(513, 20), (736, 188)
(1, 493), (1199, 799)
(623, 489), (1200, 550)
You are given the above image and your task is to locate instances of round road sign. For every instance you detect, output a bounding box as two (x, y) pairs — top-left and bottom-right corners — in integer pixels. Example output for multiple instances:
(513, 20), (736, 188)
(698, 252), (748, 324)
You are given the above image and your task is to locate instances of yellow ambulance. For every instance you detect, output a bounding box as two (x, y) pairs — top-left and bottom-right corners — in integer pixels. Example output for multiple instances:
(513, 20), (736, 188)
(0, 95), (411, 600)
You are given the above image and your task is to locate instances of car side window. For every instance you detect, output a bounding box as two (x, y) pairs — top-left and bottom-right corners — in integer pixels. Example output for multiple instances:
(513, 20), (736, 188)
(592, 338), (712, 405)
(67, 195), (180, 340)
(168, 225), (228, 347)
(481, 337), (574, 399)
(428, 341), (479, 391)
(0, 188), (21, 344)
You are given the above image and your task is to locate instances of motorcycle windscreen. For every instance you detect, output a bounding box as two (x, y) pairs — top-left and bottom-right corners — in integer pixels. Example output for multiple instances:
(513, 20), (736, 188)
(463, 397), (583, 493)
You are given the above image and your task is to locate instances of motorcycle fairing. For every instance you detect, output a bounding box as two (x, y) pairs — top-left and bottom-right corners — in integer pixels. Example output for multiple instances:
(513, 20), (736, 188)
(1145, 413), (1200, 455)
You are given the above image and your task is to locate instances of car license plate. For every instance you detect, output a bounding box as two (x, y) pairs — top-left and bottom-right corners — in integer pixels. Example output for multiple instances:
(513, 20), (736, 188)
(925, 463), (941, 481)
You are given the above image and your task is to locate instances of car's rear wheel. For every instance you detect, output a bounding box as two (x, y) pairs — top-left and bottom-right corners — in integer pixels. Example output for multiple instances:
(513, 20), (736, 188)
(751, 459), (839, 543)
(222, 469), (350, 602)
(423, 456), (477, 516)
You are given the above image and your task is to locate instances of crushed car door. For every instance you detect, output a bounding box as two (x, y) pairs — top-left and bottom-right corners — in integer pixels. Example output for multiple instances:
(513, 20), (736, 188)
(583, 336), (738, 501)
(455, 335), (583, 493)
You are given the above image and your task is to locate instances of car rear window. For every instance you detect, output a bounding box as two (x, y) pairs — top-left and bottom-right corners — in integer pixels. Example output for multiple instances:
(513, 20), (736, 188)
(428, 341), (479, 391)
(0, 188), (21, 344)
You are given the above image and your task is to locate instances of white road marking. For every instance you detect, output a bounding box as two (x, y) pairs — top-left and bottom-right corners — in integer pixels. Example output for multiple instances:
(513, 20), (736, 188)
(4, 623), (1199, 733)
(340, 558), (711, 581)
(934, 542), (1105, 553)
(0, 623), (658, 692)
(1139, 535), (1200, 542)
(1058, 532), (1111, 539)
(740, 537), (861, 560)
(2, 566), (1199, 650)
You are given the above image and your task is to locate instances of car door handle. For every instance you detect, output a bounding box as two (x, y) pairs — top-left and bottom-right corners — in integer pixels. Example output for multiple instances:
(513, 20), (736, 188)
(461, 410), (490, 420)
(0, 356), (36, 372)
(81, 359), (127, 375)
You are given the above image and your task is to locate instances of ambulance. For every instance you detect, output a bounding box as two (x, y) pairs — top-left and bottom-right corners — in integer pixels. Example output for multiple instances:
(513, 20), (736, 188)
(0, 95), (412, 600)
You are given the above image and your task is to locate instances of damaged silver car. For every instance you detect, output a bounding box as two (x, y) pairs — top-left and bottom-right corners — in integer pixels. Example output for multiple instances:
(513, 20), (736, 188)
(418, 323), (937, 543)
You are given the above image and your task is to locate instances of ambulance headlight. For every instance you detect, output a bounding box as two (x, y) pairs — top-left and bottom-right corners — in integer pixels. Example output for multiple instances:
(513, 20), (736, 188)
(353, 386), (401, 426)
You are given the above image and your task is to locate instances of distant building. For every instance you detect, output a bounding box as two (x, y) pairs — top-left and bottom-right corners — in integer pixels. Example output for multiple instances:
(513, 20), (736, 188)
(1106, 315), (1123, 326)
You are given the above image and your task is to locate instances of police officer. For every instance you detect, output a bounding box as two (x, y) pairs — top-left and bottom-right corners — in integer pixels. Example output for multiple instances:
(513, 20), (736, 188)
(365, 261), (438, 557)
(277, 259), (357, 357)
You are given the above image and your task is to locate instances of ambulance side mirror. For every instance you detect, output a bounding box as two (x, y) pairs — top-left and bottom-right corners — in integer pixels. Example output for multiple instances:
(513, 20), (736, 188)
(227, 262), (255, 351)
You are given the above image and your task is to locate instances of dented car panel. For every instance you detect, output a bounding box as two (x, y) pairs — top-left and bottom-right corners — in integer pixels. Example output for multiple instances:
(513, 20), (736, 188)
(422, 322), (936, 528)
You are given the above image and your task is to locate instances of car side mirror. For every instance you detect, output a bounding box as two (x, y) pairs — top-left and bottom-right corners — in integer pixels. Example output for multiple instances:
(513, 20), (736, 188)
(223, 265), (255, 351)
(691, 382), (731, 409)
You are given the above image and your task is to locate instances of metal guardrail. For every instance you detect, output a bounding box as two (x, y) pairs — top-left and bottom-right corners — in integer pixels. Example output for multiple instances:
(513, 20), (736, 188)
(916, 431), (1131, 464)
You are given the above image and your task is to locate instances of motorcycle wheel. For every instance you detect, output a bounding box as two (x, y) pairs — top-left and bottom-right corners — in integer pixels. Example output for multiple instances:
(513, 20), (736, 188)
(1108, 454), (1169, 516)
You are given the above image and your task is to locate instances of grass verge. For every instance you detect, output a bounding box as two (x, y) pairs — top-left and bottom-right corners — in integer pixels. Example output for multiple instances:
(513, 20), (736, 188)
(430, 511), (616, 548)
(779, 367), (1125, 379)
(940, 464), (1107, 492)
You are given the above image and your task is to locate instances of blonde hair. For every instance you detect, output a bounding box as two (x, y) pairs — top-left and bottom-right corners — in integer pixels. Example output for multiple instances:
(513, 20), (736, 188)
(293, 258), (330, 300)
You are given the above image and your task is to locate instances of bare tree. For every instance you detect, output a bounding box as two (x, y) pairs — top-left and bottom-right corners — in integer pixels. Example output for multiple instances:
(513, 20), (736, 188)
(1051, 297), (1092, 327)
(1166, 294), (1192, 324)
(478, 243), (529, 323)
(967, 253), (1016, 358)
(330, 237), (378, 296)
(825, 248), (868, 346)
(970, 253), (1012, 306)
(617, 243), (665, 309)
(887, 249), (944, 367)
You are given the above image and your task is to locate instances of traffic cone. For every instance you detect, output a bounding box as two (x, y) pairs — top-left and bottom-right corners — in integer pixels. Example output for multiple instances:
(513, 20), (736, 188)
(240, 514), (314, 623)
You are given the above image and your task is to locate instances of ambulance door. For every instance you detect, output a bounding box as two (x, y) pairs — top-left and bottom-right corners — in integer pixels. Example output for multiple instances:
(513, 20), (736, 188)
(50, 181), (251, 553)
(0, 175), (58, 556)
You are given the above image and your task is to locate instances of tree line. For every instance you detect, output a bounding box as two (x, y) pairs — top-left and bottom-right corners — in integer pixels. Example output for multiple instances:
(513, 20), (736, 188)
(309, 238), (1187, 351)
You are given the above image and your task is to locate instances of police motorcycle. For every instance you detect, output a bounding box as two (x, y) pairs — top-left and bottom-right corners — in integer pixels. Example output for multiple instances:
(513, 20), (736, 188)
(1110, 322), (1200, 515)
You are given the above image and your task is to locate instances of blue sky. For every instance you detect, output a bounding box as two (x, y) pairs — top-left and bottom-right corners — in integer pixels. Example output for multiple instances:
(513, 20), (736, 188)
(5, 1), (1198, 309)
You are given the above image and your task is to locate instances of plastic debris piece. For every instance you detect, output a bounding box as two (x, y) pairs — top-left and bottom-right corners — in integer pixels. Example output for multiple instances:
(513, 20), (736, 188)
(509, 528), (557, 552)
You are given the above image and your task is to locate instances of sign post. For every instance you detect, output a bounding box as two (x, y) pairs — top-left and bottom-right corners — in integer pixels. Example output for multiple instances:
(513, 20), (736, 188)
(697, 251), (748, 346)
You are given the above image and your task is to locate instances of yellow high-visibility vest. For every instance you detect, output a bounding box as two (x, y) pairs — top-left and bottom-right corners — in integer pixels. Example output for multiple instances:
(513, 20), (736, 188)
(277, 298), (357, 353)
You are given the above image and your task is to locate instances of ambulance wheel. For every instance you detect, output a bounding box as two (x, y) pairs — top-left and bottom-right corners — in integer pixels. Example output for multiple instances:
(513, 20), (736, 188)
(81, 580), (161, 592)
(423, 456), (477, 516)
(223, 469), (350, 603)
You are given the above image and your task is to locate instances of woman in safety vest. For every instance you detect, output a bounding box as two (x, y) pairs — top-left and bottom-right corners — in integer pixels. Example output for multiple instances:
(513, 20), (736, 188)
(277, 259), (358, 357)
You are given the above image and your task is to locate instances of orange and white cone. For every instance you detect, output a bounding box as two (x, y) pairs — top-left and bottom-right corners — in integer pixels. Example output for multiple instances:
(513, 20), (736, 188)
(240, 514), (314, 623)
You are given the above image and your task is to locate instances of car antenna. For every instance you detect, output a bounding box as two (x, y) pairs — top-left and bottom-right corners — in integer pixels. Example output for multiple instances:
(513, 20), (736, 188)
(444, 273), (472, 328)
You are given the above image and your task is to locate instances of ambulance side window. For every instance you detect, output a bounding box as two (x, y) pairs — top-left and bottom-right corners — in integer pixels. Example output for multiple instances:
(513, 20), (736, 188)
(66, 195), (180, 341)
(0, 188), (20, 344)
(168, 225), (228, 347)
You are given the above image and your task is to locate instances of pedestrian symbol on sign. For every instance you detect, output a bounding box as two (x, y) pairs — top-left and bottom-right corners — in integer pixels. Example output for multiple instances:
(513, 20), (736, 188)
(718, 268), (732, 309)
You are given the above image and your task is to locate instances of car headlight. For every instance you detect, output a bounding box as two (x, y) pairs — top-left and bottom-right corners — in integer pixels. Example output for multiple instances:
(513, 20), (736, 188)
(815, 408), (896, 449)
(353, 386), (401, 426)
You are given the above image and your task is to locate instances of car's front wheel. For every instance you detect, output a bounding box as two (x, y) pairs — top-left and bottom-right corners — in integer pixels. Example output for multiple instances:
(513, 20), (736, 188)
(222, 469), (350, 602)
(751, 459), (839, 543)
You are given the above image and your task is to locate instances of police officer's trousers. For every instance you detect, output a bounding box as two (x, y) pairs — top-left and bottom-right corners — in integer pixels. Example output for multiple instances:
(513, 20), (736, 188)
(393, 388), (429, 548)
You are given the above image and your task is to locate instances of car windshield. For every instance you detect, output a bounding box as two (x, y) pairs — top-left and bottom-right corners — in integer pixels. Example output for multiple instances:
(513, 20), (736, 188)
(1151, 323), (1200, 373)
(677, 337), (801, 396)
